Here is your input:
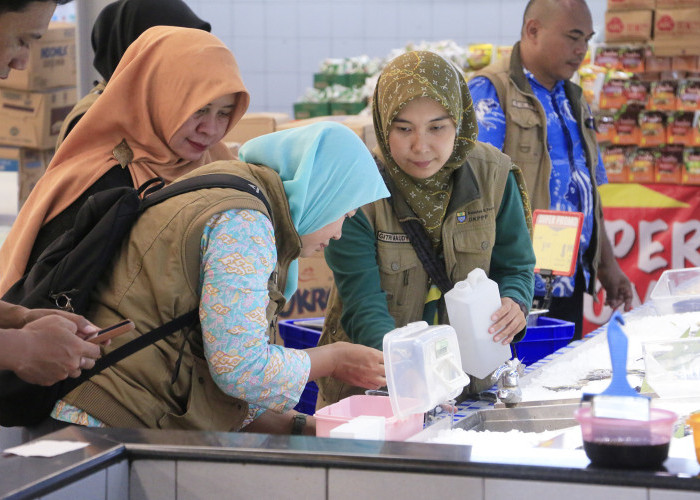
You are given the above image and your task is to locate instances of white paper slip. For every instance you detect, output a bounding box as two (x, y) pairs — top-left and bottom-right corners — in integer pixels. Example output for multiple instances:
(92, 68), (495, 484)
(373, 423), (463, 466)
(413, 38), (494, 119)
(3, 440), (89, 458)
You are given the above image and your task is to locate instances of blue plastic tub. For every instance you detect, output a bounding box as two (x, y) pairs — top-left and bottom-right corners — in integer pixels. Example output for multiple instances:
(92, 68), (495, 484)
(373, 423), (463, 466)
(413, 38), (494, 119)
(278, 318), (323, 349)
(278, 318), (324, 414)
(513, 316), (575, 365)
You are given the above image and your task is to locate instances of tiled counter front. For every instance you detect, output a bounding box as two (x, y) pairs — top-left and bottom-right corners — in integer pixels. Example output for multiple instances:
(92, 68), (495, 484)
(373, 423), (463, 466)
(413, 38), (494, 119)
(1, 425), (699, 500)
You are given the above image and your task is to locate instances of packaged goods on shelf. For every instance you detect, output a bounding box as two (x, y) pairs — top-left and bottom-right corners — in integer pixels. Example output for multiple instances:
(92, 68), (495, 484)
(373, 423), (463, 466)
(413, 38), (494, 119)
(667, 110), (696, 144)
(1, 23), (75, 91)
(682, 147), (700, 183)
(0, 87), (76, 149)
(629, 146), (657, 182)
(639, 109), (667, 146)
(601, 144), (632, 182)
(656, 143), (685, 183)
(678, 79), (700, 109)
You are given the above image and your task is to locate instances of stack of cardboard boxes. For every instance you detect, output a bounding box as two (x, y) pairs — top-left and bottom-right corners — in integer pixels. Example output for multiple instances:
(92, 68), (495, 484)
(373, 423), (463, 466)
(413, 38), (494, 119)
(605, 0), (700, 55)
(0, 23), (77, 220)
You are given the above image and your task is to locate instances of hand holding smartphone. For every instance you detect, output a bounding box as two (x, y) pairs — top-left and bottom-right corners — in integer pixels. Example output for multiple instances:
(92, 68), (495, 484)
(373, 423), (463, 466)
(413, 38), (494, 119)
(88, 319), (135, 344)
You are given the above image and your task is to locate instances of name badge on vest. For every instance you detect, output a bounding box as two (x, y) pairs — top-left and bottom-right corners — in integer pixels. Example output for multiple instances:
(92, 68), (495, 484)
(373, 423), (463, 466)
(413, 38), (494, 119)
(377, 231), (411, 243)
(511, 99), (535, 110)
(456, 211), (467, 224)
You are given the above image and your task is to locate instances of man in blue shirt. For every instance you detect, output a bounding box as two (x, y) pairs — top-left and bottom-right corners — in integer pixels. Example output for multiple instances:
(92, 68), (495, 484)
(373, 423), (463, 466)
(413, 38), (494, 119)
(468, 0), (633, 339)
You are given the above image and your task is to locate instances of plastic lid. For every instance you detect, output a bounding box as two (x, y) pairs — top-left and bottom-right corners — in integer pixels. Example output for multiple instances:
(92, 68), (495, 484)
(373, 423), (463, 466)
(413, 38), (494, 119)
(383, 321), (470, 418)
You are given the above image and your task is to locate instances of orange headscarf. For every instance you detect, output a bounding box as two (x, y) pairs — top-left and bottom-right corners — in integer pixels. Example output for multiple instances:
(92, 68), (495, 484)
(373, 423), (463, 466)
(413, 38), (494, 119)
(0, 26), (249, 293)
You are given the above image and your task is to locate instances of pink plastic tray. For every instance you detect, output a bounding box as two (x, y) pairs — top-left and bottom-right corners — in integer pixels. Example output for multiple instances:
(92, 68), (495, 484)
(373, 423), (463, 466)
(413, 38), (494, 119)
(314, 395), (424, 441)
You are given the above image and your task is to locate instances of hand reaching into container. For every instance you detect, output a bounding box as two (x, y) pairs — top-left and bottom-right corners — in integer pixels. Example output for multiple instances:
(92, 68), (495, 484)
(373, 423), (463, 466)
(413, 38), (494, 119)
(306, 342), (386, 390)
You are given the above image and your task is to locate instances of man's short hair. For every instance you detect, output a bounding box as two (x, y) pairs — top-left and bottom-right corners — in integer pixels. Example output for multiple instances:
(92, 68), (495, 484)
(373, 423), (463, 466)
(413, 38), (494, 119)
(0, 0), (71, 16)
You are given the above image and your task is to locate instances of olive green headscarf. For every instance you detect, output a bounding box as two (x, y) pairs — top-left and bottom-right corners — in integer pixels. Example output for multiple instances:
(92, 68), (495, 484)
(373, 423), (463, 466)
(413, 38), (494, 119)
(372, 50), (478, 247)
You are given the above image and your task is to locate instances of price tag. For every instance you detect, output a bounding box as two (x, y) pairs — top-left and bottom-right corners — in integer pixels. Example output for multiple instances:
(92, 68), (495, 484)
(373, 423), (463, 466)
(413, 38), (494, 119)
(532, 210), (583, 277)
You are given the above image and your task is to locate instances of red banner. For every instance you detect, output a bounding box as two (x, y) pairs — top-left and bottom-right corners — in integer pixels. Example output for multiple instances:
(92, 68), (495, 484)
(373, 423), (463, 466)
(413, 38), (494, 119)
(583, 183), (700, 335)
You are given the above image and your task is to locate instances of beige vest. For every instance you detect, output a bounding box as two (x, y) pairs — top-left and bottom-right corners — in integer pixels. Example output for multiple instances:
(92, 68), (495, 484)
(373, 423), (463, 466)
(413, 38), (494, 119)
(55, 81), (105, 148)
(317, 143), (521, 406)
(63, 160), (301, 431)
(473, 42), (603, 292)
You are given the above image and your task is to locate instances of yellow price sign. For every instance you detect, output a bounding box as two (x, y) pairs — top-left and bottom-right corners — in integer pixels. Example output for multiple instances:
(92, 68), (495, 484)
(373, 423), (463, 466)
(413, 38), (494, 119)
(532, 210), (583, 277)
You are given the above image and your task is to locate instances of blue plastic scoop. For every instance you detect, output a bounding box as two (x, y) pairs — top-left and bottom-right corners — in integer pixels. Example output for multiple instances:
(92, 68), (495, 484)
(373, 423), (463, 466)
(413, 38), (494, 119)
(585, 311), (650, 421)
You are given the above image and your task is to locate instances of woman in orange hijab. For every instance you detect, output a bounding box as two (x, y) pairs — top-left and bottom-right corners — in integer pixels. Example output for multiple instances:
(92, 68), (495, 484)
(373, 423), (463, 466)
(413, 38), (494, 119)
(0, 26), (249, 293)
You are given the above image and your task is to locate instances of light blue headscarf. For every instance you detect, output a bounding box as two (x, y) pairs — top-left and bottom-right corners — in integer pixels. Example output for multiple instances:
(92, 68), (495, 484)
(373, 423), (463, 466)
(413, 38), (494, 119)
(238, 121), (389, 299)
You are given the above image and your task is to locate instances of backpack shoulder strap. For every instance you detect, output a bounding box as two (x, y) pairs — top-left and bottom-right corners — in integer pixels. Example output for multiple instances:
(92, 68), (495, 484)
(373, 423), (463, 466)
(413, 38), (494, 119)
(141, 174), (272, 214)
(57, 309), (199, 399)
(374, 158), (454, 294)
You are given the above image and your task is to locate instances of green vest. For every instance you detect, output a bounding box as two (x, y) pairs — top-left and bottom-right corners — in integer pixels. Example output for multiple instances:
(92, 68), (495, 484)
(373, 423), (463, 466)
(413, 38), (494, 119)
(472, 42), (603, 293)
(317, 143), (523, 406)
(63, 160), (301, 431)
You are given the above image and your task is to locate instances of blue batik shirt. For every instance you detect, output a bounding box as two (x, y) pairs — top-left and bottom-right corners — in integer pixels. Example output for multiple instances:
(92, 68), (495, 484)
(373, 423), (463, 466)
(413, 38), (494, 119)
(468, 70), (607, 298)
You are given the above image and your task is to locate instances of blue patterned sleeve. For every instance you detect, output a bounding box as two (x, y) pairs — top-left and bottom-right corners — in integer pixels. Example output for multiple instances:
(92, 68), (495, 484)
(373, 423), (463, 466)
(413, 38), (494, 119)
(199, 209), (310, 419)
(467, 76), (507, 150)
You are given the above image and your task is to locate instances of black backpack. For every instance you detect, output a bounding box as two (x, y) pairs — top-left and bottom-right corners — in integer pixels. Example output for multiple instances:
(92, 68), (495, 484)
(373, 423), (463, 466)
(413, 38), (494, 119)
(0, 173), (271, 427)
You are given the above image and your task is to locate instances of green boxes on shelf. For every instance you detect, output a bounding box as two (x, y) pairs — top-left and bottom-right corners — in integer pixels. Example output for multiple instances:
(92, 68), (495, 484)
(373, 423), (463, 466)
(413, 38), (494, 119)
(313, 73), (334, 90)
(329, 101), (366, 116)
(293, 102), (330, 119)
(313, 72), (370, 90)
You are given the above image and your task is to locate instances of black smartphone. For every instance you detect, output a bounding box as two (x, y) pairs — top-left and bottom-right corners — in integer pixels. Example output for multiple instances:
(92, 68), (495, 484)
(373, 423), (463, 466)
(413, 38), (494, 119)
(88, 319), (135, 344)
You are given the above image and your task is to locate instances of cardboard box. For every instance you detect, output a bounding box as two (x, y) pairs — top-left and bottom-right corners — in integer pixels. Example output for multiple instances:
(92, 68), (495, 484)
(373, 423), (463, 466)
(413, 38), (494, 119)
(279, 254), (334, 320)
(1, 23), (76, 91)
(605, 10), (653, 42)
(650, 38), (700, 55)
(607, 0), (656, 10)
(0, 146), (53, 210)
(655, 0), (700, 7)
(223, 112), (291, 146)
(654, 7), (700, 39)
(277, 114), (377, 150)
(0, 87), (77, 148)
(0, 147), (19, 223)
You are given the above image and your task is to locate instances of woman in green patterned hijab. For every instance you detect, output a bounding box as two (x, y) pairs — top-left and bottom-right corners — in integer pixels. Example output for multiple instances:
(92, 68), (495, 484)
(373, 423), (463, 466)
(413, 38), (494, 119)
(316, 49), (536, 407)
(372, 50), (479, 248)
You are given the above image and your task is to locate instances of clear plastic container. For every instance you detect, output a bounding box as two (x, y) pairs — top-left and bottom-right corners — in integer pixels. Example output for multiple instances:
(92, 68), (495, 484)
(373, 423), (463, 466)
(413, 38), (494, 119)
(649, 267), (700, 315)
(314, 321), (469, 441)
(444, 268), (512, 378)
(643, 338), (700, 399)
(574, 406), (677, 469)
(383, 322), (469, 419)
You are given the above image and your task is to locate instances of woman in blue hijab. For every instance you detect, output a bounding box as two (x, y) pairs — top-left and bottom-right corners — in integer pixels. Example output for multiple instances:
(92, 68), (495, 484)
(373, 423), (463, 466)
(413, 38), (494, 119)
(50, 122), (390, 436)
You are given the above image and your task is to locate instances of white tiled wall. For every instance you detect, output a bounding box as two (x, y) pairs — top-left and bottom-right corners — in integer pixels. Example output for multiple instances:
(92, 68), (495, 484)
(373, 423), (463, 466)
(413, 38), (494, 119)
(182, 0), (607, 113)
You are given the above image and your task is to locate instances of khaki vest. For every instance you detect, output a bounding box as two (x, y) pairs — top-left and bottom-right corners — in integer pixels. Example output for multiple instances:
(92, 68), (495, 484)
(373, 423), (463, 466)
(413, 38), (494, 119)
(63, 160), (301, 431)
(317, 143), (522, 406)
(56, 81), (105, 148)
(473, 42), (603, 293)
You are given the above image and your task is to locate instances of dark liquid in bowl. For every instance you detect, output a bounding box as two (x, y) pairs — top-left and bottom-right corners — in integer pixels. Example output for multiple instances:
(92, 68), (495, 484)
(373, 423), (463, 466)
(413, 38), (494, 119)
(583, 441), (670, 469)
